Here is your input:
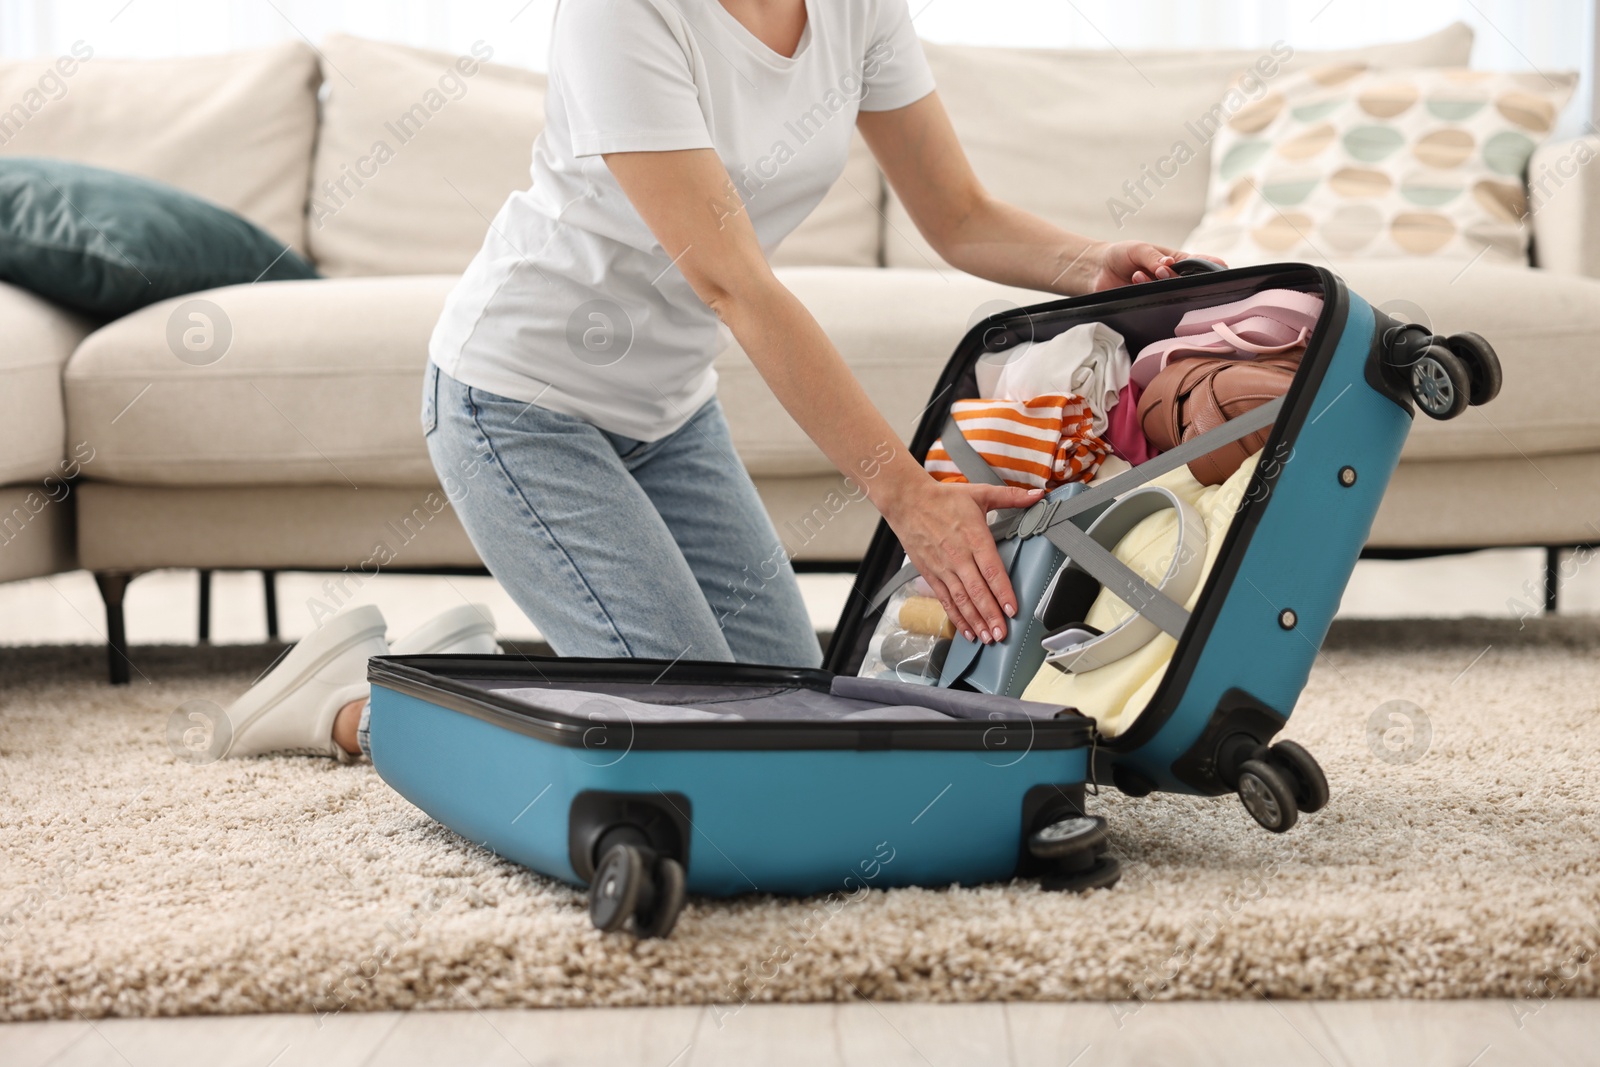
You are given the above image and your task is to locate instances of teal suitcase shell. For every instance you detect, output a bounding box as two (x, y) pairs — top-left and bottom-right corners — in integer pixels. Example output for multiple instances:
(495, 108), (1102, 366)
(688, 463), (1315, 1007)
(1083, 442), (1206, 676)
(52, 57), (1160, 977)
(370, 262), (1500, 936)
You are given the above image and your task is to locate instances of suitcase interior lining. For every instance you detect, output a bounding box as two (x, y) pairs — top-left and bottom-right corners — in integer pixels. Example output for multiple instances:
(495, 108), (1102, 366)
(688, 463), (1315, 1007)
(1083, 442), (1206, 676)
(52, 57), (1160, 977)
(473, 676), (1072, 724)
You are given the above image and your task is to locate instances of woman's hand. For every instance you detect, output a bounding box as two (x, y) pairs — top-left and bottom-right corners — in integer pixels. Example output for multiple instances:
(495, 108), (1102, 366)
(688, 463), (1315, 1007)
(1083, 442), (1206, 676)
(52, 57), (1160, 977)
(879, 476), (1047, 645)
(1086, 241), (1228, 291)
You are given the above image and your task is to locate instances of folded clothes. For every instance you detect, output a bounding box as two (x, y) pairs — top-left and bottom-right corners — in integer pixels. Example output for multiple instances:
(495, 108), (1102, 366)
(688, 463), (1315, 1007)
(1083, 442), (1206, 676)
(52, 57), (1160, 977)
(925, 394), (1111, 490)
(976, 322), (1131, 435)
(1104, 380), (1156, 465)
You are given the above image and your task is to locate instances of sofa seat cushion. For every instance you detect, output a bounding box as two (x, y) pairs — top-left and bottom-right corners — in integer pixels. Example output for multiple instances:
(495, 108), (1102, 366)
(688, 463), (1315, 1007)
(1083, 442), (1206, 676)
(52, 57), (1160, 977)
(65, 276), (456, 488)
(0, 281), (94, 484)
(1335, 259), (1600, 462)
(63, 268), (1041, 488)
(63, 260), (1584, 491)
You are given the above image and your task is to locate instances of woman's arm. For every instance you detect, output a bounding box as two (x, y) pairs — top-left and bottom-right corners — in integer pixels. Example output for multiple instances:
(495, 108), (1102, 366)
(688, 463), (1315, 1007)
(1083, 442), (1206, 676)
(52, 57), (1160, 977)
(604, 148), (1041, 645)
(856, 92), (1223, 292)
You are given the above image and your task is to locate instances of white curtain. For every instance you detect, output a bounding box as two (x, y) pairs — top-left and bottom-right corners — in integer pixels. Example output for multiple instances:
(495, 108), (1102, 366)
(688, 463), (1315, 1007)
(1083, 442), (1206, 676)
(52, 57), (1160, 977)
(0, 0), (1592, 127)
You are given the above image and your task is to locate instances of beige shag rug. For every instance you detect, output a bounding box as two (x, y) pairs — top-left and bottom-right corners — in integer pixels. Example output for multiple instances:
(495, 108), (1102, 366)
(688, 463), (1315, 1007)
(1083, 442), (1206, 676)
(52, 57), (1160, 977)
(3, 618), (1599, 1020)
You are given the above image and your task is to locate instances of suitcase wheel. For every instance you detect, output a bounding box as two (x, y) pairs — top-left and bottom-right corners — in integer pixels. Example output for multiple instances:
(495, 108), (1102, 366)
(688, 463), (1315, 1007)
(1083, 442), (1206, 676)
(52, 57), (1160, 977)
(1027, 814), (1109, 864)
(1406, 344), (1470, 421)
(1444, 331), (1502, 407)
(634, 856), (687, 939)
(1264, 739), (1329, 814)
(1039, 853), (1122, 893)
(1236, 759), (1299, 833)
(588, 843), (687, 938)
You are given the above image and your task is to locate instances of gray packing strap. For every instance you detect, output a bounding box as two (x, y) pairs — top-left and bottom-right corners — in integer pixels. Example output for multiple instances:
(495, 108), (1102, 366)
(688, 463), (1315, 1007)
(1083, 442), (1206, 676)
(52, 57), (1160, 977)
(1036, 397), (1283, 532)
(1040, 495), (1192, 640)
(988, 399), (1281, 544)
(864, 396), (1284, 614)
(938, 413), (1005, 487)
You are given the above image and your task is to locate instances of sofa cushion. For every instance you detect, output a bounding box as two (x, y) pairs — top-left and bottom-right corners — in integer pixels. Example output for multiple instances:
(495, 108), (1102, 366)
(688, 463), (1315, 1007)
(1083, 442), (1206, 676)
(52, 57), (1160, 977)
(767, 132), (884, 269)
(308, 35), (885, 277)
(717, 268), (1049, 476)
(1184, 65), (1577, 269)
(0, 157), (317, 320)
(64, 259), (1582, 491)
(0, 281), (93, 484)
(65, 276), (454, 489)
(308, 36), (547, 278)
(726, 260), (1600, 477)
(0, 42), (319, 256)
(62, 269), (1037, 488)
(883, 23), (1476, 269)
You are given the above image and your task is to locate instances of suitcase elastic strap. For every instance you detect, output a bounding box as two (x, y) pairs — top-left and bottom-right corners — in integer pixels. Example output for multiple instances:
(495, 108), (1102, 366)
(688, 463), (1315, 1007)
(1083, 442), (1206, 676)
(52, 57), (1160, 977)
(866, 397), (1283, 615)
(937, 413), (1006, 487)
(1038, 489), (1200, 642)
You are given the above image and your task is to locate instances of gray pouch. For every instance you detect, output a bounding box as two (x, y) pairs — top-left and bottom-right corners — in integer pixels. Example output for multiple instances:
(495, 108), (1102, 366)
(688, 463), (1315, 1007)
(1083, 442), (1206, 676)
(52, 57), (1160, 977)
(937, 482), (1086, 696)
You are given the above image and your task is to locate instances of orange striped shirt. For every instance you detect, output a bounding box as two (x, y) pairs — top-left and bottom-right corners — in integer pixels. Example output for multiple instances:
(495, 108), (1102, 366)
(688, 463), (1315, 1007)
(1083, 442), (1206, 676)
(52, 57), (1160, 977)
(925, 394), (1110, 490)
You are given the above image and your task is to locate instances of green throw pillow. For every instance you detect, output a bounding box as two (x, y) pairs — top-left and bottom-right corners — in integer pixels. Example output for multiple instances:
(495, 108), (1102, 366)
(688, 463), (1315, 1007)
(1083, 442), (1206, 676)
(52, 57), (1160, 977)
(0, 156), (317, 319)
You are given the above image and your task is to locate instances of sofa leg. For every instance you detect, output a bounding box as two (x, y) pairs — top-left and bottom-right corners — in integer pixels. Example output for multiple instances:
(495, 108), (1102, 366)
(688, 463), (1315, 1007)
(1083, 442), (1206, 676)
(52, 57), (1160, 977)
(1545, 547), (1562, 614)
(263, 570), (279, 640)
(94, 572), (134, 686)
(197, 569), (212, 644)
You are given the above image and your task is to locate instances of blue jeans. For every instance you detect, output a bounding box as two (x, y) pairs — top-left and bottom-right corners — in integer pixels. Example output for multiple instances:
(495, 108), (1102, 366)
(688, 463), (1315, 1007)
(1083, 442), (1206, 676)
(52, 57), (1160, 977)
(422, 363), (823, 668)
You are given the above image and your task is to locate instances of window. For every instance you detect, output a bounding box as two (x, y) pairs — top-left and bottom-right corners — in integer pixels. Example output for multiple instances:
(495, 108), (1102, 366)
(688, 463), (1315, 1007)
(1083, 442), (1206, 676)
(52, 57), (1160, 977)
(1, 0), (1591, 129)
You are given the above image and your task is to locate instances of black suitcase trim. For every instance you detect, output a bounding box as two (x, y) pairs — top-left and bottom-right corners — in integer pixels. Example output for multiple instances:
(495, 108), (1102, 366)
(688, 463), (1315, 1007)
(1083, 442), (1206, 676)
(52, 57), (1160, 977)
(368, 654), (1095, 752)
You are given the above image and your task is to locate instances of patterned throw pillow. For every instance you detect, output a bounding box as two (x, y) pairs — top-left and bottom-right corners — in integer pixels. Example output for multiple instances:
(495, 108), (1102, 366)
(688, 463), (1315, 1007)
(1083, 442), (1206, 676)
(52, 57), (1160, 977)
(1183, 65), (1576, 267)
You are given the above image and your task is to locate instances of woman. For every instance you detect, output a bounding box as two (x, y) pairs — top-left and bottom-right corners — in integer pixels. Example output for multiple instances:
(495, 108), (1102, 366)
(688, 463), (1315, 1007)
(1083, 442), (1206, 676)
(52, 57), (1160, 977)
(219, 0), (1216, 759)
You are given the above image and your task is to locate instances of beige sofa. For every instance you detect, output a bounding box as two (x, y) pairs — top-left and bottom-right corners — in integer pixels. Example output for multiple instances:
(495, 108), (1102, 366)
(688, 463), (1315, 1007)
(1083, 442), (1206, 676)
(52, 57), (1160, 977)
(3, 24), (1598, 682)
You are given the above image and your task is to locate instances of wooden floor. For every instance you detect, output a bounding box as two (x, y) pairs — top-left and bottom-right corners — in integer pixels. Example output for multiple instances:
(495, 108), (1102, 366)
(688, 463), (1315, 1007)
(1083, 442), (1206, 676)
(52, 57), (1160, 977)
(5, 1001), (1596, 1067)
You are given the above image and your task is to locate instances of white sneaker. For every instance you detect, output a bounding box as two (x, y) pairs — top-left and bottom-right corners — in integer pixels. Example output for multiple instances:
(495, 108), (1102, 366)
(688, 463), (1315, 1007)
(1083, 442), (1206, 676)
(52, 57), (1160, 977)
(222, 604), (389, 758)
(389, 603), (501, 655)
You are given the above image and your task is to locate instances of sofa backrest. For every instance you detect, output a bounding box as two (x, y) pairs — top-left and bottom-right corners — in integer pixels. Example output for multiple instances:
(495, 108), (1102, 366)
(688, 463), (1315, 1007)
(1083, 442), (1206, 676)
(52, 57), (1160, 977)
(308, 35), (545, 278)
(0, 22), (1478, 279)
(311, 22), (1473, 277)
(0, 41), (320, 256)
(307, 34), (883, 276)
(884, 22), (1476, 269)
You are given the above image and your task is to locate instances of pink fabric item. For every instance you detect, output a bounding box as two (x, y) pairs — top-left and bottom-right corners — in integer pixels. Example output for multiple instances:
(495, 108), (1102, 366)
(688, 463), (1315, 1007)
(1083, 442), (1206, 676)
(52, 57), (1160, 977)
(1130, 289), (1324, 389)
(1104, 381), (1156, 465)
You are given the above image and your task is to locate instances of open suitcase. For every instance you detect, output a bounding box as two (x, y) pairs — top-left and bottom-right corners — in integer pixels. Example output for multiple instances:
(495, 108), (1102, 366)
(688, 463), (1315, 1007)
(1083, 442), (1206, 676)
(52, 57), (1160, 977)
(367, 261), (1501, 937)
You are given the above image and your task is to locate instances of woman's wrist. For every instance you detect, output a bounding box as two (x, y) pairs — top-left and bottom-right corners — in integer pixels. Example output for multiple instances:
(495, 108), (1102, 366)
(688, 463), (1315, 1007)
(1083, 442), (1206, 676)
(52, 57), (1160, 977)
(867, 456), (933, 520)
(1055, 239), (1107, 296)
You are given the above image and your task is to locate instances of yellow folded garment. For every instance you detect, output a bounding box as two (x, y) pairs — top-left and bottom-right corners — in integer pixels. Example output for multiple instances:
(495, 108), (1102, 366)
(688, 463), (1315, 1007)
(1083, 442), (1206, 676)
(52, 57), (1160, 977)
(1021, 451), (1263, 736)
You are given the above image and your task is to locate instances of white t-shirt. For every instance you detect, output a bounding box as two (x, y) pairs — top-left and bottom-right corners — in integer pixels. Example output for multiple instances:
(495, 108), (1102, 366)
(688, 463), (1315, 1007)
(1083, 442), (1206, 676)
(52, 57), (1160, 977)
(428, 0), (936, 441)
